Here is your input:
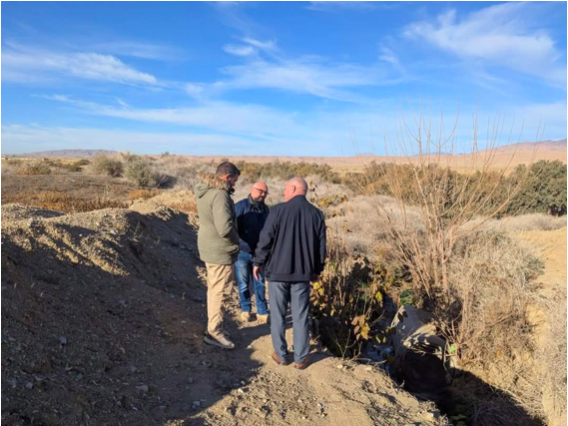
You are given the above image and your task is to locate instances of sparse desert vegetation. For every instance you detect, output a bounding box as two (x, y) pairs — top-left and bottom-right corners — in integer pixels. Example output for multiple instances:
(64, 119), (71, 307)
(1, 144), (566, 426)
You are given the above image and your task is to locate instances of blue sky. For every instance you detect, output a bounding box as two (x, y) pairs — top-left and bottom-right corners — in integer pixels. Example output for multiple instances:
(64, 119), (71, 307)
(1, 1), (566, 156)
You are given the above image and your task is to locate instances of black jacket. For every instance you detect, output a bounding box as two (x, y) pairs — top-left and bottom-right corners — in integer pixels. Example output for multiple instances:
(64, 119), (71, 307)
(253, 195), (326, 282)
(235, 196), (270, 255)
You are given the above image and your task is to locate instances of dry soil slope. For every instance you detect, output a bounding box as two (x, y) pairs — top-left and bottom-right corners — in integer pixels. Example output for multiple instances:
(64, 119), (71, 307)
(1, 192), (444, 426)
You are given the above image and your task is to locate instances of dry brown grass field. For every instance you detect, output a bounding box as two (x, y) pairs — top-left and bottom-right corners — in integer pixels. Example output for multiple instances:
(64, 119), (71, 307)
(1, 147), (566, 426)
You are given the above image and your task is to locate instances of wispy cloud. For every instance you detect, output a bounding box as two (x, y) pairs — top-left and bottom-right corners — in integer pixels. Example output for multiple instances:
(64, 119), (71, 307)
(223, 44), (256, 57)
(2, 44), (159, 85)
(92, 41), (185, 60)
(306, 2), (387, 12)
(404, 2), (566, 87)
(44, 95), (298, 137)
(215, 58), (388, 103)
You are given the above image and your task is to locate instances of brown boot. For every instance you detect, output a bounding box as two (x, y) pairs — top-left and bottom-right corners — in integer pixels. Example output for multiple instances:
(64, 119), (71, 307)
(294, 356), (311, 370)
(272, 352), (288, 366)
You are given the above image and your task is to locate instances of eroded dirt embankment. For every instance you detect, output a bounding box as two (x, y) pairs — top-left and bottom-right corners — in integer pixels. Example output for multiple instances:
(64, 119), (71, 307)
(2, 193), (444, 426)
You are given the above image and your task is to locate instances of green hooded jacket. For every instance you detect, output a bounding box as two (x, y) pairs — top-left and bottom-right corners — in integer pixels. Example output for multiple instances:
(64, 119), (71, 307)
(194, 178), (240, 265)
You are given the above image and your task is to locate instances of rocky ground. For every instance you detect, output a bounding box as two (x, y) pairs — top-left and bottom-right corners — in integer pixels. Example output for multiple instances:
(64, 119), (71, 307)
(1, 192), (445, 426)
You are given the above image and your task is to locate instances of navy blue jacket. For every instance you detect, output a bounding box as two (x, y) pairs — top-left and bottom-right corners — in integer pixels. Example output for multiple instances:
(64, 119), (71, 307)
(253, 195), (326, 283)
(235, 197), (270, 255)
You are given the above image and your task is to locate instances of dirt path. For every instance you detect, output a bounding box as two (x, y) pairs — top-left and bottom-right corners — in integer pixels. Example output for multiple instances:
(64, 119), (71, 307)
(518, 226), (567, 289)
(1, 200), (444, 426)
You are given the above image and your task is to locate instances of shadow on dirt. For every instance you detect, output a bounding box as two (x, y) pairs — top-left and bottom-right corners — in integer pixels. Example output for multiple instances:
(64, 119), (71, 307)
(1, 207), (268, 425)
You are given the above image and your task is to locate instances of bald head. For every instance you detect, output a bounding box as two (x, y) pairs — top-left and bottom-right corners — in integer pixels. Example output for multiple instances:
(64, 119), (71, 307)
(284, 177), (308, 202)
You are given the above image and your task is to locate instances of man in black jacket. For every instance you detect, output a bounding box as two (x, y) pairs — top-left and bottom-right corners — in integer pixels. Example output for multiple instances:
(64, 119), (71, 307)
(253, 177), (326, 370)
(234, 181), (270, 323)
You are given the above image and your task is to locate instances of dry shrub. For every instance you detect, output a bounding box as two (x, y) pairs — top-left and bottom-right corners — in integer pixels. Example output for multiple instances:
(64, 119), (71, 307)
(151, 155), (212, 189)
(2, 191), (127, 213)
(91, 155), (123, 177)
(17, 162), (52, 176)
(124, 155), (174, 188)
(235, 160), (340, 184)
(447, 231), (542, 391)
(538, 287), (567, 426)
(126, 189), (162, 201)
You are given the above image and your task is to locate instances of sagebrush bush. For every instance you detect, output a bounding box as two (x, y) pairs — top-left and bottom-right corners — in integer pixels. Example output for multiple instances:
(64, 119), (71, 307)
(235, 160), (340, 183)
(124, 155), (173, 188)
(17, 162), (52, 176)
(91, 155), (123, 177)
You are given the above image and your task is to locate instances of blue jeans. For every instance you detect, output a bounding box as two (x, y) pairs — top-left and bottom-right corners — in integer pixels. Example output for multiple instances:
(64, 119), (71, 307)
(235, 251), (268, 315)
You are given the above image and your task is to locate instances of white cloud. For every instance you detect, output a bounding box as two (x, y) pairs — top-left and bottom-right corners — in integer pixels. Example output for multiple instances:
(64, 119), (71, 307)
(212, 56), (394, 103)
(2, 45), (158, 85)
(44, 95), (298, 138)
(241, 37), (276, 51)
(404, 3), (566, 87)
(223, 44), (256, 57)
(306, 2), (382, 12)
(379, 46), (403, 72)
(92, 41), (185, 60)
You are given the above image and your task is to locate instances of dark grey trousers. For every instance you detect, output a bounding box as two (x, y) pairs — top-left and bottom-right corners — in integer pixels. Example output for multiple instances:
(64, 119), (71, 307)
(268, 281), (310, 364)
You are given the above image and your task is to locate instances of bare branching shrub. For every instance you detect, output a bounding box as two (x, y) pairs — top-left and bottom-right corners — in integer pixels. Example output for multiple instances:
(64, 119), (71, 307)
(91, 155), (124, 177)
(349, 112), (560, 422)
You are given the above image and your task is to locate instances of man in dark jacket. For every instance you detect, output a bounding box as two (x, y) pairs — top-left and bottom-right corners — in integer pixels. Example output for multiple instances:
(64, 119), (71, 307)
(235, 181), (270, 323)
(194, 162), (240, 350)
(253, 177), (326, 370)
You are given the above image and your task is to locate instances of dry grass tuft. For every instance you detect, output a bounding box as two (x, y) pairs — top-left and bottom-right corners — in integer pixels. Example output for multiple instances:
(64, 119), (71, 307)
(16, 162), (52, 176)
(2, 191), (127, 213)
(126, 189), (162, 201)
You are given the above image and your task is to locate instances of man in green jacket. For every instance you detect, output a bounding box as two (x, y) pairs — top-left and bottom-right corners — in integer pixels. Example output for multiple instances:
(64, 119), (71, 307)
(194, 162), (241, 349)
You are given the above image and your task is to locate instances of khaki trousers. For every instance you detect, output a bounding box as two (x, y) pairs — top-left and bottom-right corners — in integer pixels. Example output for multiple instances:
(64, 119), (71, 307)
(205, 262), (235, 339)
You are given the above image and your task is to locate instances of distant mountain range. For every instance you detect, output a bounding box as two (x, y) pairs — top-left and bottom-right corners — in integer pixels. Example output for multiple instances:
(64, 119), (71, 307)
(9, 149), (117, 158)
(488, 139), (567, 153)
(7, 139), (566, 159)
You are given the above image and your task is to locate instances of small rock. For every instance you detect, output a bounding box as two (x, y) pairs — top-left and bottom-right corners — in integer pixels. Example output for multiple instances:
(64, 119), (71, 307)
(25, 382), (33, 390)
(8, 337), (16, 342)
(59, 337), (68, 345)
(187, 378), (194, 384)
(9, 379), (17, 388)
(136, 384), (149, 393)
(130, 366), (137, 373)
(76, 373), (84, 380)
(192, 400), (201, 408)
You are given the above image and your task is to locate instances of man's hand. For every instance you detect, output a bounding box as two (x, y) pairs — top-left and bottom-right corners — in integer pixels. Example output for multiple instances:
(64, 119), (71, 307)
(253, 265), (263, 281)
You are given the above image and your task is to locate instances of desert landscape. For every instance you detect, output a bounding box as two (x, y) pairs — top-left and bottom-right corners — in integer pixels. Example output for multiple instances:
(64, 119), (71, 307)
(1, 141), (566, 426)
